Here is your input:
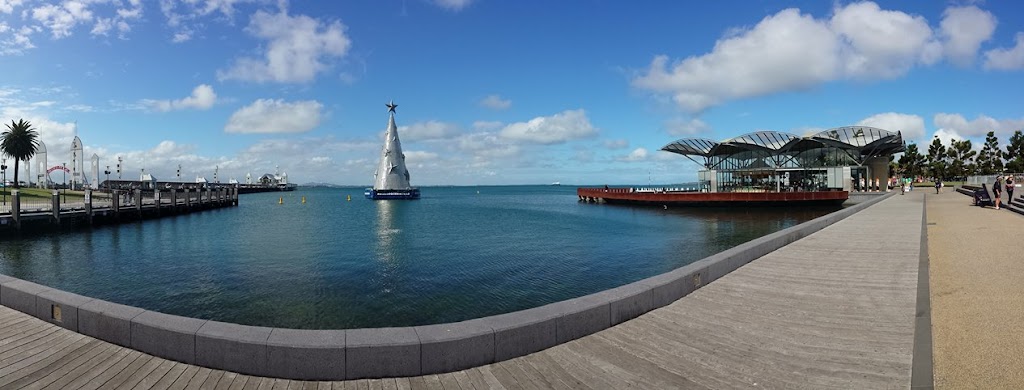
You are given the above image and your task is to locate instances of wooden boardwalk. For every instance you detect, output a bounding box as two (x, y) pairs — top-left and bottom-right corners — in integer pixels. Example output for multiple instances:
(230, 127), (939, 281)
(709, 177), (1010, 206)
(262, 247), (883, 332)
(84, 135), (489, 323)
(0, 194), (924, 389)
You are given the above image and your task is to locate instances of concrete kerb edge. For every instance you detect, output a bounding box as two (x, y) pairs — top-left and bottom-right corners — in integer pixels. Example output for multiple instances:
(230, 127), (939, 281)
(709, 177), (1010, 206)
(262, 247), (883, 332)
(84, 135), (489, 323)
(911, 194), (935, 389)
(0, 192), (896, 380)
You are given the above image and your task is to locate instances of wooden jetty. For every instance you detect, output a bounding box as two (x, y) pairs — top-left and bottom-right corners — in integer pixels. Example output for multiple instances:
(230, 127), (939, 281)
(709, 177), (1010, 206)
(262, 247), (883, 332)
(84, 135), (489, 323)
(578, 187), (849, 206)
(0, 187), (239, 232)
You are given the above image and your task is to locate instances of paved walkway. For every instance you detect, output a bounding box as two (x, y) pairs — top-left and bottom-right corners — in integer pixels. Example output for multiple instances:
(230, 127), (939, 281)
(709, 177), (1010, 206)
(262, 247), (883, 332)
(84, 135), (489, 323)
(928, 189), (1024, 389)
(0, 194), (925, 389)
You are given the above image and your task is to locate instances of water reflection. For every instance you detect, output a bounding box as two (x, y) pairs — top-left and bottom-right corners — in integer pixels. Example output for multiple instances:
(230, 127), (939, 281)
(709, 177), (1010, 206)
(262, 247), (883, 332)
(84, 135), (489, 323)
(374, 200), (404, 294)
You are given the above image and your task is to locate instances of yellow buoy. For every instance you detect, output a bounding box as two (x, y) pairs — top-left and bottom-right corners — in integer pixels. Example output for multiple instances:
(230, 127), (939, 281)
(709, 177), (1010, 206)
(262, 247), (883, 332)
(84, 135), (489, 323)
(302, 196), (306, 204)
(346, 195), (351, 201)
(278, 197), (283, 204)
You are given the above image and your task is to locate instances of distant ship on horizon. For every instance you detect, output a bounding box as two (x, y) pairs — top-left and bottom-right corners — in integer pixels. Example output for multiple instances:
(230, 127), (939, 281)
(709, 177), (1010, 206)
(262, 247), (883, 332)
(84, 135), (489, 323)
(551, 181), (561, 186)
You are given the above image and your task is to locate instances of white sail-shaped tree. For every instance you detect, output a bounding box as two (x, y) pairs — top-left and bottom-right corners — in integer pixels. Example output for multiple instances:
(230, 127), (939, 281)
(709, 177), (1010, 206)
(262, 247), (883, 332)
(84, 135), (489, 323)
(366, 101), (420, 200)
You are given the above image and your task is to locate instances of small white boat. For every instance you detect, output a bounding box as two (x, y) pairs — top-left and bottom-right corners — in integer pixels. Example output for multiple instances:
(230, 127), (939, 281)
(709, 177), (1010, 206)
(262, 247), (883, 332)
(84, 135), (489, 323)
(551, 182), (561, 186)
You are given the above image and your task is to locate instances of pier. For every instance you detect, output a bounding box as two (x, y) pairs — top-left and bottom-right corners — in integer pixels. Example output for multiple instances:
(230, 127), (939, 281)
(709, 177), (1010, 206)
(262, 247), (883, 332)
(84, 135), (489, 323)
(0, 191), (951, 387)
(578, 186), (850, 206)
(0, 187), (239, 232)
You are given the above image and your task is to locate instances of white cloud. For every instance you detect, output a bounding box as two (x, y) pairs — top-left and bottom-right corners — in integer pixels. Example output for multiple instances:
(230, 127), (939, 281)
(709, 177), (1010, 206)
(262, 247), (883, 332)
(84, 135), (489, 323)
(616, 147), (648, 162)
(479, 94), (511, 110)
(218, 10), (351, 83)
(984, 32), (1024, 70)
(171, 31), (192, 43)
(664, 117), (710, 136)
(932, 128), (966, 148)
(633, 8), (839, 112)
(603, 139), (629, 150)
(0, 24), (35, 55)
(141, 84), (217, 112)
(831, 2), (941, 78)
(31, 2), (93, 39)
(225, 99), (323, 134)
(933, 113), (1024, 138)
(403, 150), (439, 163)
(0, 0), (25, 14)
(472, 121), (503, 131)
(857, 112), (926, 142)
(433, 0), (472, 11)
(398, 120), (460, 141)
(632, 2), (991, 112)
(499, 109), (598, 144)
(939, 6), (997, 67)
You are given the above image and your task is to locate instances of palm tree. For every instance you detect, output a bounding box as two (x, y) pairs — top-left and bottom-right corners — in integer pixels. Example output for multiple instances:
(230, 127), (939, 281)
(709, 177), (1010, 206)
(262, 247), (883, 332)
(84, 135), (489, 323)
(1, 119), (40, 189)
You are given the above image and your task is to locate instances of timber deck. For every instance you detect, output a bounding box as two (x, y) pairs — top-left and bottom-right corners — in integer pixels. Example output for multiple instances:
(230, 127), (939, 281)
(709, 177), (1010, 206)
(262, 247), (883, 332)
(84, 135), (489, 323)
(0, 193), (926, 388)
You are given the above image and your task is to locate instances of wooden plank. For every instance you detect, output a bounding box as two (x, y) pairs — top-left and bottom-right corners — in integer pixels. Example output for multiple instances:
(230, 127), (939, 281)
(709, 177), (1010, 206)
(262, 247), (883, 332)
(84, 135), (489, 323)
(471, 366), (507, 390)
(379, 378), (398, 390)
(73, 349), (143, 390)
(214, 372), (238, 390)
(448, 371), (474, 390)
(268, 379), (291, 390)
(94, 352), (155, 389)
(128, 358), (177, 389)
(109, 352), (164, 389)
(8, 339), (108, 390)
(244, 377), (268, 390)
(421, 375), (444, 390)
(0, 332), (90, 381)
(145, 362), (190, 390)
(162, 364), (200, 390)
(181, 367), (213, 390)
(406, 376), (427, 390)
(0, 327), (71, 364)
(346, 379), (369, 390)
(519, 352), (586, 389)
(394, 377), (412, 390)
(45, 345), (134, 390)
(461, 367), (491, 390)
(227, 375), (250, 390)
(483, 365), (522, 390)
(254, 377), (275, 390)
(315, 381), (331, 390)
(505, 357), (557, 390)
(366, 379), (384, 390)
(436, 373), (461, 390)
(199, 369), (226, 390)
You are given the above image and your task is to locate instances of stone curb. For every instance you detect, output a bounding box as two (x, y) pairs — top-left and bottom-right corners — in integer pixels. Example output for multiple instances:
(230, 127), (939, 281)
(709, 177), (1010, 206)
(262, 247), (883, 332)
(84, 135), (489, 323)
(0, 192), (894, 380)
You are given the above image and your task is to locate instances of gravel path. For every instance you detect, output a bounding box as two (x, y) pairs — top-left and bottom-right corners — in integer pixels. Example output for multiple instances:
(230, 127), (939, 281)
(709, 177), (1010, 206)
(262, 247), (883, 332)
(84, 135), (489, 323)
(928, 189), (1024, 388)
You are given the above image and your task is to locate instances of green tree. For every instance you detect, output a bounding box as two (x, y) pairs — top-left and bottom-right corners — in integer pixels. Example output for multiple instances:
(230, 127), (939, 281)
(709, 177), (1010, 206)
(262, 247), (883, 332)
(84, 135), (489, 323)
(898, 143), (926, 179)
(926, 136), (948, 180)
(1004, 130), (1024, 173)
(976, 131), (1002, 174)
(1, 119), (40, 189)
(946, 139), (976, 180)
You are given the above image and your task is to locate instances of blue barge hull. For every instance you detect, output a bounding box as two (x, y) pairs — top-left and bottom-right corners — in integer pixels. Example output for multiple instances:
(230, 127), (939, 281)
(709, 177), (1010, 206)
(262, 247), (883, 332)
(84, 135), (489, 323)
(365, 188), (421, 200)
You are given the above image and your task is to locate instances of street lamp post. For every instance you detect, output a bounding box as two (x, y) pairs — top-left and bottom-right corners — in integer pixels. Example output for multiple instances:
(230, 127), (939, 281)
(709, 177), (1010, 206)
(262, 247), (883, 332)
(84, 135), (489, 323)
(1, 158), (7, 206)
(63, 162), (67, 204)
(104, 166), (111, 193)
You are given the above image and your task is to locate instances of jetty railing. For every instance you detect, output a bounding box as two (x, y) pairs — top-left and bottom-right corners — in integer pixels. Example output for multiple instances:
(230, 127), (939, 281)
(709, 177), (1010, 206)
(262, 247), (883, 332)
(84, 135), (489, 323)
(0, 187), (240, 231)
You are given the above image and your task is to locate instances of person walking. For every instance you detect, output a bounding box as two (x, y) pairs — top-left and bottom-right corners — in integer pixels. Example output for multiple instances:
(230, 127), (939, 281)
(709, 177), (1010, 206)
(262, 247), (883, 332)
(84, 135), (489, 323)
(993, 176), (1003, 210)
(935, 179), (942, 194)
(1006, 176), (1015, 205)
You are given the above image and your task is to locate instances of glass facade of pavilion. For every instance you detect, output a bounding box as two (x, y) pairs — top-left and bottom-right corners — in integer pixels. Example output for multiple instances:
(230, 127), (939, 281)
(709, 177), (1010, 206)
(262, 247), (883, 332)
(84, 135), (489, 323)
(660, 127), (905, 193)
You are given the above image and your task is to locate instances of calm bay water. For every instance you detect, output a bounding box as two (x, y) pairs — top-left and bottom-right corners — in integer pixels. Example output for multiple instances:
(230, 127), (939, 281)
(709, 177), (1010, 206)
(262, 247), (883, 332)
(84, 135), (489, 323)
(0, 186), (838, 329)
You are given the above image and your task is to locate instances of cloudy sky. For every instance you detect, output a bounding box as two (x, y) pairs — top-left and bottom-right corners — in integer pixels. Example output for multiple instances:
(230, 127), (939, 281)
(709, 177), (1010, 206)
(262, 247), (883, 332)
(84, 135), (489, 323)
(1, 0), (1023, 186)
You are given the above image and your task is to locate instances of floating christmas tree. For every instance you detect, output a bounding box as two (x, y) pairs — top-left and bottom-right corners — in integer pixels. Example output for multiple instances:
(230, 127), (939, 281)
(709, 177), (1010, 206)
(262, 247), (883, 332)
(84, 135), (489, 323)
(365, 100), (420, 200)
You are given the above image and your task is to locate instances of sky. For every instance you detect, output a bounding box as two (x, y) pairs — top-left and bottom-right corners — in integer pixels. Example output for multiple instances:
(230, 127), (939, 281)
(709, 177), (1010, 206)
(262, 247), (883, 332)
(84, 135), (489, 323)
(1, 0), (1023, 186)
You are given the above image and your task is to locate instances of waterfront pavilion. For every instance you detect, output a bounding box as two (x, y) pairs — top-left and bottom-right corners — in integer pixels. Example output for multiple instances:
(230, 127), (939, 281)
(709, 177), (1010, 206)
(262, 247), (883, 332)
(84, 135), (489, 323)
(661, 126), (905, 193)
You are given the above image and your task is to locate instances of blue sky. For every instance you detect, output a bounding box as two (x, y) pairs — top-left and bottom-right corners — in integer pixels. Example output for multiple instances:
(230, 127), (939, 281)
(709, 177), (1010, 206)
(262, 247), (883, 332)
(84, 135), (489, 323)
(2, 0), (1023, 186)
